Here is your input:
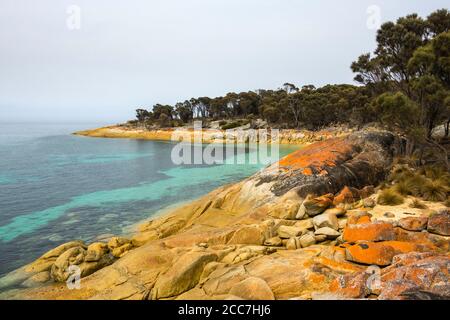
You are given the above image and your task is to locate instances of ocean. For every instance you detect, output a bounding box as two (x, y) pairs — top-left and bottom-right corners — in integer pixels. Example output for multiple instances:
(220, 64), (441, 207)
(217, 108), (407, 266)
(0, 123), (299, 276)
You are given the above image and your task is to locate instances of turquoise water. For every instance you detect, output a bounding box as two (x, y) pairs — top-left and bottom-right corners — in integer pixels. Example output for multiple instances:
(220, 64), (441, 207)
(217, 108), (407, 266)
(0, 123), (299, 276)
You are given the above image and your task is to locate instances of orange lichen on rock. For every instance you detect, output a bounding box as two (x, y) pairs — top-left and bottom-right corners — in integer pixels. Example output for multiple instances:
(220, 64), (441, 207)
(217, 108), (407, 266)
(333, 186), (360, 205)
(278, 137), (354, 173)
(329, 272), (370, 299)
(343, 222), (395, 243)
(345, 240), (436, 266)
(346, 211), (372, 225)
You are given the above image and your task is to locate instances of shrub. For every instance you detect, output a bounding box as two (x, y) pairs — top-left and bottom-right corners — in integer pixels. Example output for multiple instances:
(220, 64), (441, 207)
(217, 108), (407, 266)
(404, 174), (428, 196)
(377, 188), (405, 206)
(388, 165), (414, 182)
(420, 166), (450, 181)
(420, 179), (449, 202)
(393, 180), (416, 196)
(409, 198), (428, 209)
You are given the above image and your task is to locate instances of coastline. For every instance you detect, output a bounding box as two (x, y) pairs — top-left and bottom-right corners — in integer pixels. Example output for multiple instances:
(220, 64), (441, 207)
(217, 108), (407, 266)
(73, 125), (353, 145)
(1, 129), (448, 300)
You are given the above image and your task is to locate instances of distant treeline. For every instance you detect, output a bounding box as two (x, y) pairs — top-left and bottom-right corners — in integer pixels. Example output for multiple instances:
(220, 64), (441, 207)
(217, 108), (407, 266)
(134, 9), (450, 140)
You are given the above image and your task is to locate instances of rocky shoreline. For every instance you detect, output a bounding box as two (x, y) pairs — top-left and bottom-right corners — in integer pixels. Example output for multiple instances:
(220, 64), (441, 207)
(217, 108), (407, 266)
(73, 125), (352, 145)
(0, 129), (448, 300)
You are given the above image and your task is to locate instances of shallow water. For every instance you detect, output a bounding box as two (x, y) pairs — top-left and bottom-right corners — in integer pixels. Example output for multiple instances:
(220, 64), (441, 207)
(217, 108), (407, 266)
(0, 123), (299, 276)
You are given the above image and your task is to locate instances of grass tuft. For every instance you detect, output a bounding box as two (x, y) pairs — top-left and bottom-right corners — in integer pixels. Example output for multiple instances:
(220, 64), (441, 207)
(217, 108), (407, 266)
(409, 198), (428, 209)
(377, 188), (405, 206)
(420, 179), (449, 202)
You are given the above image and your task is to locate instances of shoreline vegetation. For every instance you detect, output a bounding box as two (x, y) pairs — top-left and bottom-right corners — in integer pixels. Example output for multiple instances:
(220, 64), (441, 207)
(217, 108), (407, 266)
(0, 9), (449, 300)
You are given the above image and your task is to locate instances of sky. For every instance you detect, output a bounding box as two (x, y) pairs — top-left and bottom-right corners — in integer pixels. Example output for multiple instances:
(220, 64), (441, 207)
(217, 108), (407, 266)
(0, 0), (448, 123)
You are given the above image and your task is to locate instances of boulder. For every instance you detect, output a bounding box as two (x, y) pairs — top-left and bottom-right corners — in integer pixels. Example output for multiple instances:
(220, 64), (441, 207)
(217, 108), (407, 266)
(152, 250), (218, 299)
(346, 210), (372, 225)
(314, 227), (340, 239)
(107, 237), (131, 250)
(299, 232), (316, 248)
(312, 212), (339, 230)
(85, 242), (109, 262)
(398, 217), (428, 232)
(302, 194), (333, 216)
(50, 246), (86, 282)
(269, 200), (300, 220)
(295, 203), (308, 220)
(277, 226), (305, 239)
(333, 186), (360, 206)
(229, 277), (275, 300)
(427, 210), (449, 236)
(293, 219), (314, 230)
(345, 241), (428, 266)
(286, 237), (302, 250)
(228, 224), (266, 245)
(264, 236), (282, 247)
(342, 222), (395, 243)
(323, 207), (346, 217)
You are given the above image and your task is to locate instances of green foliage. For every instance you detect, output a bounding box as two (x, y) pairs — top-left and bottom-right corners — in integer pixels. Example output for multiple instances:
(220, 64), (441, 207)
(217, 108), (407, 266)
(371, 92), (419, 131)
(377, 188), (405, 205)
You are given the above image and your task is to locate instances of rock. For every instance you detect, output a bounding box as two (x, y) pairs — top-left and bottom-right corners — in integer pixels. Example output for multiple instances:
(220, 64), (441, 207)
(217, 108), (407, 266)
(312, 212), (339, 230)
(107, 237), (131, 250)
(345, 241), (429, 266)
(427, 210), (449, 236)
(277, 226), (305, 239)
(152, 250), (218, 299)
(333, 186), (360, 206)
(295, 203), (308, 219)
(269, 200), (300, 220)
(342, 222), (395, 243)
(264, 236), (282, 247)
(398, 217), (428, 232)
(21, 271), (51, 288)
(229, 277), (275, 300)
(314, 227), (340, 239)
(323, 207), (346, 217)
(293, 219), (314, 230)
(221, 246), (269, 264)
(329, 272), (371, 299)
(39, 241), (86, 260)
(299, 232), (316, 248)
(85, 242), (109, 262)
(363, 198), (376, 208)
(384, 212), (395, 218)
(379, 253), (450, 300)
(338, 219), (347, 230)
(50, 246), (86, 282)
(202, 265), (248, 296)
(314, 234), (328, 242)
(347, 210), (372, 225)
(111, 243), (133, 258)
(286, 237), (302, 250)
(302, 194), (333, 216)
(228, 224), (266, 245)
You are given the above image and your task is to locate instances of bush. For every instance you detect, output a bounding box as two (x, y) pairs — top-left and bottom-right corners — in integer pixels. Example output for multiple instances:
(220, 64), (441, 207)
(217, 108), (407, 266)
(420, 179), (449, 202)
(377, 188), (405, 206)
(409, 199), (428, 209)
(221, 120), (249, 130)
(393, 180), (416, 196)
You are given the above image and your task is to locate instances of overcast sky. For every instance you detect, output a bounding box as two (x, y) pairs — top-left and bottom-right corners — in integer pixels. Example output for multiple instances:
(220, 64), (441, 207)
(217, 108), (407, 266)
(0, 0), (448, 123)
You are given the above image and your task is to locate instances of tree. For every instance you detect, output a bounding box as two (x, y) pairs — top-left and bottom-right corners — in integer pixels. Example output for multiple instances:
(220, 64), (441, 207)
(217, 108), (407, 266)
(135, 108), (150, 122)
(371, 92), (420, 132)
